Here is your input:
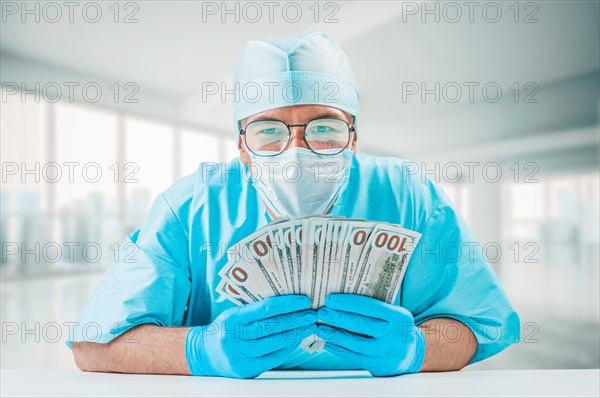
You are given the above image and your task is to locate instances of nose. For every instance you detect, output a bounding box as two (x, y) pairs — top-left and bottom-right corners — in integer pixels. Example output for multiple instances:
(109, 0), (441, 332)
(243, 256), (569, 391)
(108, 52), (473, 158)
(287, 125), (310, 150)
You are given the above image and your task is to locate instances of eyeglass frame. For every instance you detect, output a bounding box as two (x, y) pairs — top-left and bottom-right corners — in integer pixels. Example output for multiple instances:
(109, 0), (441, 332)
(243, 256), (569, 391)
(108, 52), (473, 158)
(238, 116), (356, 157)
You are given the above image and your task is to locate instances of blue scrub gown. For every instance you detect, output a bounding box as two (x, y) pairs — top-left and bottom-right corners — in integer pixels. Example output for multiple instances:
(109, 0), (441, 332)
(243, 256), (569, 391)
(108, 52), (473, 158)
(66, 154), (520, 369)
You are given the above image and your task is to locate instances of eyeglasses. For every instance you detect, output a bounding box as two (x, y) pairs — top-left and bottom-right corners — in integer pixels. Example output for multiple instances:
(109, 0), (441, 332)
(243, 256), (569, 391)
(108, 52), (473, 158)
(239, 117), (355, 157)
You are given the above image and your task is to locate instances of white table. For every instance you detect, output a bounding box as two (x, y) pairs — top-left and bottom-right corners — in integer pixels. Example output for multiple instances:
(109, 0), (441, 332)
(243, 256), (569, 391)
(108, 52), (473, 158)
(1, 369), (598, 397)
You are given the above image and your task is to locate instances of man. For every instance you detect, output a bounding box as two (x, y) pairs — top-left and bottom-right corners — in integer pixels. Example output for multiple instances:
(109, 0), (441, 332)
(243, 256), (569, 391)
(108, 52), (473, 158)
(68, 32), (519, 378)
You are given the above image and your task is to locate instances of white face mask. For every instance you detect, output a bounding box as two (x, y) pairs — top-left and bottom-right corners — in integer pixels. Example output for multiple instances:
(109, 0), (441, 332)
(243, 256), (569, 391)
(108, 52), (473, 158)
(248, 148), (353, 218)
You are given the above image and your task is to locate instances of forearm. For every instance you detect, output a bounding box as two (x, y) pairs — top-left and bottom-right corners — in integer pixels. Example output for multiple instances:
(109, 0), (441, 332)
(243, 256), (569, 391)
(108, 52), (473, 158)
(417, 318), (477, 372)
(72, 324), (191, 375)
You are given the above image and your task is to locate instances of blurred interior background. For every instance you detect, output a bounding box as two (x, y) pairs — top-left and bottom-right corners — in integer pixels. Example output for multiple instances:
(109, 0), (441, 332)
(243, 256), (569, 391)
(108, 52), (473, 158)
(1, 1), (598, 370)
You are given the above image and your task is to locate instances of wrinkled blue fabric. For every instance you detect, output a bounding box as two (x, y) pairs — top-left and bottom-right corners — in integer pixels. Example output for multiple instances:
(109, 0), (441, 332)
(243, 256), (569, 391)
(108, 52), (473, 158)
(66, 154), (520, 369)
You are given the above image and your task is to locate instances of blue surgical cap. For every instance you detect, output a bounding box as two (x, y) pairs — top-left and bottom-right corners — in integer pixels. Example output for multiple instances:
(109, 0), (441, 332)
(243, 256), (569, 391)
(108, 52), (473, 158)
(232, 32), (360, 133)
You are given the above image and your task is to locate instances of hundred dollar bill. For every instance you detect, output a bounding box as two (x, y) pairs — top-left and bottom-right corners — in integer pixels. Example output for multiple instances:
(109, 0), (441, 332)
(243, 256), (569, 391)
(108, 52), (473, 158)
(300, 218), (312, 298)
(243, 227), (287, 294)
(327, 218), (364, 296)
(216, 277), (253, 305)
(267, 224), (293, 293)
(351, 224), (421, 303)
(338, 221), (377, 293)
(306, 218), (326, 308)
(314, 219), (332, 308)
(316, 220), (343, 307)
(284, 223), (300, 293)
(323, 220), (347, 299)
(290, 220), (304, 294)
(218, 254), (272, 301)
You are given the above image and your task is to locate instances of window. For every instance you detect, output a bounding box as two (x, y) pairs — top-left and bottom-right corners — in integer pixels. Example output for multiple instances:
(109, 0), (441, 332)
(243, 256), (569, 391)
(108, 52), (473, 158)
(54, 102), (120, 251)
(181, 129), (220, 176)
(2, 88), (233, 268)
(508, 183), (546, 221)
(54, 102), (119, 211)
(0, 88), (47, 208)
(224, 136), (240, 162)
(502, 173), (600, 262)
(125, 116), (174, 214)
(1, 88), (48, 262)
(438, 181), (470, 223)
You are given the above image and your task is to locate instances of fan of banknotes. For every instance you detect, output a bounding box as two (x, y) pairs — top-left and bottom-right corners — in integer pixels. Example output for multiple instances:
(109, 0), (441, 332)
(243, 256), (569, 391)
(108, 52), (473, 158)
(217, 215), (421, 308)
(216, 216), (421, 352)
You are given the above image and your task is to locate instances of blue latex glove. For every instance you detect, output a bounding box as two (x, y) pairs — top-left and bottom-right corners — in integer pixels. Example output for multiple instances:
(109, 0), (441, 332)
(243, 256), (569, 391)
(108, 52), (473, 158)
(316, 294), (426, 377)
(186, 295), (316, 378)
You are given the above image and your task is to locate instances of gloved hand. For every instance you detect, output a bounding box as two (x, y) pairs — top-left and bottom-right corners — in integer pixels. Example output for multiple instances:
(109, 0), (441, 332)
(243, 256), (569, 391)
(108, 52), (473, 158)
(316, 294), (426, 377)
(186, 295), (316, 379)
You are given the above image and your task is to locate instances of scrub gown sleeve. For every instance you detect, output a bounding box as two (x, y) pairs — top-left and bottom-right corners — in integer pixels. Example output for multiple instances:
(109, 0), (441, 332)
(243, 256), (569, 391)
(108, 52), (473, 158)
(66, 193), (191, 348)
(401, 180), (520, 364)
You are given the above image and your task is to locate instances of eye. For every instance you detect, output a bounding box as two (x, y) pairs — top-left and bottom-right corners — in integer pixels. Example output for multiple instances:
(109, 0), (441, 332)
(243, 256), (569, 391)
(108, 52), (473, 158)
(258, 128), (283, 135)
(314, 125), (332, 133)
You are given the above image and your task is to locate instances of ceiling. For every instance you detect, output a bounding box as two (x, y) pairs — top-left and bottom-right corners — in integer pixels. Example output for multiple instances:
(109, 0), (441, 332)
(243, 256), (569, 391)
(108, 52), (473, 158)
(2, 1), (599, 158)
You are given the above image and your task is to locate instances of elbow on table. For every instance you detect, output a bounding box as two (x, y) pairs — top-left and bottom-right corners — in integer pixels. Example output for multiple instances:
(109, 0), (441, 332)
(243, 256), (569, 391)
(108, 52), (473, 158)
(71, 341), (102, 372)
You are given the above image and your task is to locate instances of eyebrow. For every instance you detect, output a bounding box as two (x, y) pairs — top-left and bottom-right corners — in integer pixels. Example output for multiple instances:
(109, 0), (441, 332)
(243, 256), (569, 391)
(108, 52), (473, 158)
(249, 111), (349, 125)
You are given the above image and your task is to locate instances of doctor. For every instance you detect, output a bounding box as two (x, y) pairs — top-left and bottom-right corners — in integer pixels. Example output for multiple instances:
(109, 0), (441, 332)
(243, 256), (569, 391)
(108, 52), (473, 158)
(69, 32), (520, 378)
